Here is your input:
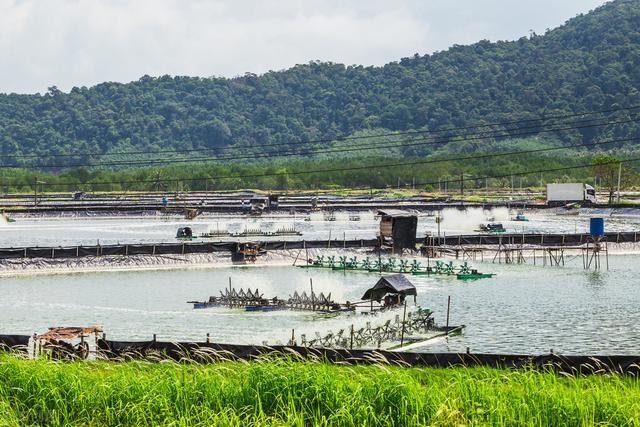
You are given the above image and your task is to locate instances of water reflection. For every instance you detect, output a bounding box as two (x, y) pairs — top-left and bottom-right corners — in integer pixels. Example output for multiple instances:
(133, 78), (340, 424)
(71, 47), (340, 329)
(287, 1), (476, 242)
(584, 271), (606, 289)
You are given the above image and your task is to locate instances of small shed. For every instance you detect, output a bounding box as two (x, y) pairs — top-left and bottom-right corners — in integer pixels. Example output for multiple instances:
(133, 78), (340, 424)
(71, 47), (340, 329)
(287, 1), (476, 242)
(267, 194), (280, 209)
(361, 274), (417, 304)
(377, 209), (418, 253)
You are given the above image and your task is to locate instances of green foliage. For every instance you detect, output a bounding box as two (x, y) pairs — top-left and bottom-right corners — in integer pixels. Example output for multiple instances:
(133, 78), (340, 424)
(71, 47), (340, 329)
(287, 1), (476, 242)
(1, 0), (640, 169)
(0, 152), (623, 193)
(0, 354), (638, 426)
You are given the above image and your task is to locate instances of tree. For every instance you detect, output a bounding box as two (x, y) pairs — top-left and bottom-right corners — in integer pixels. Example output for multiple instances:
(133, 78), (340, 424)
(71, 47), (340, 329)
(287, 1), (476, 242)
(591, 154), (620, 204)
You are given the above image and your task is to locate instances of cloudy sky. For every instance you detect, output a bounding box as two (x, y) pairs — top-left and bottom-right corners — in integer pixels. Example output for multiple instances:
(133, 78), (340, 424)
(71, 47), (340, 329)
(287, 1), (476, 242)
(0, 0), (609, 94)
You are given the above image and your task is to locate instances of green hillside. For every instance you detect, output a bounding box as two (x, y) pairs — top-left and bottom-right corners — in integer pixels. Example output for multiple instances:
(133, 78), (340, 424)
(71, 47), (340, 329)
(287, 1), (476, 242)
(0, 0), (639, 169)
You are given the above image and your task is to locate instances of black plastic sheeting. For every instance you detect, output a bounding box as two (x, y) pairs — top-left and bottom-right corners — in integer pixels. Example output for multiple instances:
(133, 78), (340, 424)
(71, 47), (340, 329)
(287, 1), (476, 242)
(94, 340), (640, 375)
(0, 239), (380, 260)
(0, 334), (30, 348)
(1, 334), (637, 374)
(426, 232), (639, 247)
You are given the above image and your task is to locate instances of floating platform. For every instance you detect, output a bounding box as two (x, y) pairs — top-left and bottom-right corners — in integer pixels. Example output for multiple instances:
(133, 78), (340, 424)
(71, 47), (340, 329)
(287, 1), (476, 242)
(299, 256), (494, 281)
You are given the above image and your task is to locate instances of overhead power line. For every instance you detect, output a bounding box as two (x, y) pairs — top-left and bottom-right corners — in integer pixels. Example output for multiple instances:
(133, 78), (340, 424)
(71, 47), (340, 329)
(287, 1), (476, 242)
(1, 104), (640, 160)
(5, 115), (639, 169)
(385, 155), (636, 193)
(31, 135), (640, 188)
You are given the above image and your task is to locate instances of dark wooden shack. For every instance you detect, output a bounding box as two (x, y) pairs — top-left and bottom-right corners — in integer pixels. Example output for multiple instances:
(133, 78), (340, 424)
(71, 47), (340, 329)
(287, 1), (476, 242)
(267, 194), (280, 209)
(377, 209), (418, 254)
(361, 274), (417, 303)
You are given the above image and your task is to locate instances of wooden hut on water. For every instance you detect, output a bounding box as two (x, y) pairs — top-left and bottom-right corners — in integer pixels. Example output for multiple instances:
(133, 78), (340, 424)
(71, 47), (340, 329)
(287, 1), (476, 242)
(377, 209), (418, 254)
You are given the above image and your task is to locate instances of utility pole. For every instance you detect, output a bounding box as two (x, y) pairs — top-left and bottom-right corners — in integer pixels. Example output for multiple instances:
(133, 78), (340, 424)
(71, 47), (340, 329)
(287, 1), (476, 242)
(33, 176), (38, 207)
(617, 163), (622, 203)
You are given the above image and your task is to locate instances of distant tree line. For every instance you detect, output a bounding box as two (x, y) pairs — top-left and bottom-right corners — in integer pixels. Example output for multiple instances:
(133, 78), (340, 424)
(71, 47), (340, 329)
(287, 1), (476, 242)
(0, 0), (639, 169)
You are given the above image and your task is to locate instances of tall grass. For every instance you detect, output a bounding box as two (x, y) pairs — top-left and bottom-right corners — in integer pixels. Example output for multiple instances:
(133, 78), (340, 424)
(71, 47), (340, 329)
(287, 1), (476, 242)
(0, 353), (638, 426)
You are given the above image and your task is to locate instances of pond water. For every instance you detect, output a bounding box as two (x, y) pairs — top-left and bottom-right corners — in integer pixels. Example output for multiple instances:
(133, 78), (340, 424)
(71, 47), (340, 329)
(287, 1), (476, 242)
(1, 254), (638, 355)
(1, 207), (639, 247)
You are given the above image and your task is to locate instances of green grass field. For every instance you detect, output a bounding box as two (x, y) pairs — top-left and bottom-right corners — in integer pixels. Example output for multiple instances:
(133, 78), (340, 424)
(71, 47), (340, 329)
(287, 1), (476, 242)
(0, 354), (638, 426)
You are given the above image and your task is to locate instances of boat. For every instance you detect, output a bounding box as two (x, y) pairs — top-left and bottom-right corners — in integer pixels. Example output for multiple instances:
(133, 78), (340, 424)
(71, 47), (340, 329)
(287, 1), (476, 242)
(512, 212), (529, 222)
(457, 272), (495, 280)
(475, 223), (506, 233)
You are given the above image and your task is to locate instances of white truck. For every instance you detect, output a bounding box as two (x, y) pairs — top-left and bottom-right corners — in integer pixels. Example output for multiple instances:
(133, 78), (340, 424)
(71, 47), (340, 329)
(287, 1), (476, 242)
(546, 183), (596, 205)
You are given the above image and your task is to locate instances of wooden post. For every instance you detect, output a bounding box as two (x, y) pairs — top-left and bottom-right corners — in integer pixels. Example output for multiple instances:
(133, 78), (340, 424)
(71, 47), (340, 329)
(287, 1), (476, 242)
(445, 296), (451, 335)
(153, 334), (157, 342)
(310, 278), (315, 311)
(350, 324), (354, 350)
(400, 299), (407, 346)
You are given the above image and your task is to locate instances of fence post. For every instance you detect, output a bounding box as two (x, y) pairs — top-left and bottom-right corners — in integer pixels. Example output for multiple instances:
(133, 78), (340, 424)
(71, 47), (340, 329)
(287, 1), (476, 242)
(445, 295), (451, 335)
(350, 324), (354, 350)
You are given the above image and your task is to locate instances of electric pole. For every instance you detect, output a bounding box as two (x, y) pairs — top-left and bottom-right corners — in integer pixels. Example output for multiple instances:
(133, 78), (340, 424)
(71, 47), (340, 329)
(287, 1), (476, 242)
(617, 163), (622, 203)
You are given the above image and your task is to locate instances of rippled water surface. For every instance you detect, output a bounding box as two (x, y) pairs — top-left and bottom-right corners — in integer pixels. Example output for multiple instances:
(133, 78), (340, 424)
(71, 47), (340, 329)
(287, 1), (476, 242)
(2, 207), (640, 247)
(1, 254), (638, 355)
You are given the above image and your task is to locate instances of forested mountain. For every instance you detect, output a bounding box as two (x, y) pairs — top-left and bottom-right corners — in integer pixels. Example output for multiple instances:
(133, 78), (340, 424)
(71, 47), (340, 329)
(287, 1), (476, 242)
(1, 0), (639, 169)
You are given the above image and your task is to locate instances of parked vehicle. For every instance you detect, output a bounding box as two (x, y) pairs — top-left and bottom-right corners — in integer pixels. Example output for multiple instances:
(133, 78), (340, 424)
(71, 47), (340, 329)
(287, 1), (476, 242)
(546, 183), (596, 205)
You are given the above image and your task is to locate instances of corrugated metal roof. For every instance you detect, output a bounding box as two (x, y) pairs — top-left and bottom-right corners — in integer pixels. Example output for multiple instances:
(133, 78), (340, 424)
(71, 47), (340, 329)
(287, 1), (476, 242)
(377, 209), (416, 218)
(361, 274), (417, 301)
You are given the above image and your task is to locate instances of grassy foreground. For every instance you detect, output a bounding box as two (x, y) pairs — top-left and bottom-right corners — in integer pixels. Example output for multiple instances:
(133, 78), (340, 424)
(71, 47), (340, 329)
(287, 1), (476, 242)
(0, 354), (638, 426)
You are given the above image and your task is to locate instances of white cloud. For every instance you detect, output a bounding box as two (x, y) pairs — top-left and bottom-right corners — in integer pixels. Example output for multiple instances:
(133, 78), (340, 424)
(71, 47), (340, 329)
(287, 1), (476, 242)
(0, 0), (610, 94)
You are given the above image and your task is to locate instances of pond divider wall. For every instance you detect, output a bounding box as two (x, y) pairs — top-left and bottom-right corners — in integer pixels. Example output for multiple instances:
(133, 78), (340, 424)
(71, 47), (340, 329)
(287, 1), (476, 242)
(1, 232), (637, 260)
(0, 334), (638, 374)
(0, 239), (380, 260)
(427, 232), (638, 247)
